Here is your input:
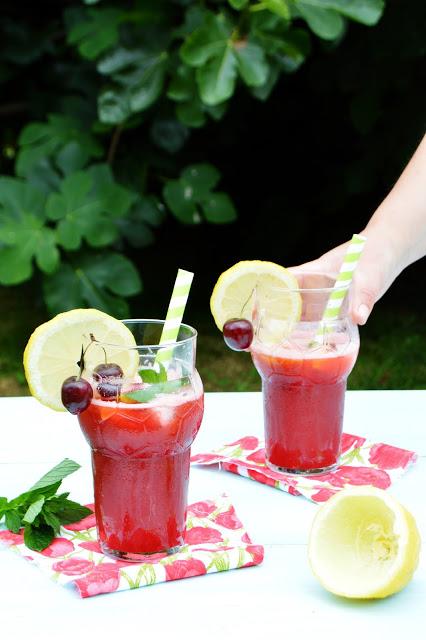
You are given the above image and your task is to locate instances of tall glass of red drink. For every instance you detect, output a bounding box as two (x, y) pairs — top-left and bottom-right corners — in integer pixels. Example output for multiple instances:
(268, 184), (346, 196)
(251, 273), (359, 475)
(78, 320), (204, 561)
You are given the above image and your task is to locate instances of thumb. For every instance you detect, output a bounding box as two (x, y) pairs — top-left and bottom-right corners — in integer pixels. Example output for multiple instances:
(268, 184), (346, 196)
(350, 275), (380, 325)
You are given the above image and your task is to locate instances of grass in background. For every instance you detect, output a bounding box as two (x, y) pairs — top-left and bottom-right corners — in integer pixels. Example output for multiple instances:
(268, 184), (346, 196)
(197, 308), (426, 391)
(0, 285), (425, 395)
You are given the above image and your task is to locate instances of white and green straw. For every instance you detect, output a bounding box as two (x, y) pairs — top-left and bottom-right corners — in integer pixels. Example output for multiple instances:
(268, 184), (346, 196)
(156, 268), (194, 365)
(313, 233), (366, 344)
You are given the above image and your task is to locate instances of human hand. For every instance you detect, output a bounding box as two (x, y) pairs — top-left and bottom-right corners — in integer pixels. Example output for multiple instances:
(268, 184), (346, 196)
(291, 232), (404, 325)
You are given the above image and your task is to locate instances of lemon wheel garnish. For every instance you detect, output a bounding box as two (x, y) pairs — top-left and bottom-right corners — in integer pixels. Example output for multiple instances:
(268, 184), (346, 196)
(210, 260), (301, 335)
(23, 309), (139, 412)
(308, 487), (421, 599)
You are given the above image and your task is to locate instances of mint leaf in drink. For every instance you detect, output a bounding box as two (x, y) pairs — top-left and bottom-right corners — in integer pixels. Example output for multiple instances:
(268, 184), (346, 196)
(138, 362), (168, 384)
(123, 377), (190, 403)
(29, 458), (81, 490)
(0, 459), (93, 551)
(157, 362), (168, 383)
(23, 496), (46, 524)
(24, 523), (55, 552)
(139, 367), (161, 384)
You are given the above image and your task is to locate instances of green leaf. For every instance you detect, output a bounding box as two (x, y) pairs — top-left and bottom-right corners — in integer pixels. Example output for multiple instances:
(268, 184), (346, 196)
(23, 497), (45, 524)
(180, 13), (232, 67)
(176, 101), (206, 128)
(196, 44), (238, 105)
(87, 164), (135, 217)
(47, 499), (92, 526)
(67, 8), (123, 60)
(30, 459), (81, 490)
(8, 482), (62, 511)
(233, 41), (269, 87)
(17, 114), (102, 177)
(82, 253), (141, 297)
(128, 57), (166, 113)
(0, 497), (8, 518)
(24, 523), (54, 552)
(0, 178), (50, 284)
(123, 378), (190, 404)
(97, 48), (167, 121)
(5, 510), (22, 534)
(261, 0), (291, 20)
(150, 118), (189, 154)
(167, 65), (195, 103)
(229, 0), (249, 8)
(116, 195), (165, 249)
(40, 510), (61, 535)
(163, 163), (237, 226)
(46, 167), (132, 250)
(43, 253), (141, 316)
(181, 164), (221, 198)
(98, 89), (131, 125)
(298, 0), (384, 25)
(0, 245), (35, 285)
(163, 180), (199, 224)
(251, 65), (280, 100)
(56, 141), (89, 175)
(139, 368), (161, 384)
(35, 229), (60, 275)
(46, 172), (103, 250)
(202, 193), (237, 223)
(295, 2), (345, 40)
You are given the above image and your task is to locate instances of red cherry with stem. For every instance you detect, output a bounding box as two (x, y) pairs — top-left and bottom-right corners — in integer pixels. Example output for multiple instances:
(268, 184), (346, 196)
(93, 363), (123, 380)
(93, 363), (123, 400)
(223, 318), (254, 351)
(61, 377), (93, 415)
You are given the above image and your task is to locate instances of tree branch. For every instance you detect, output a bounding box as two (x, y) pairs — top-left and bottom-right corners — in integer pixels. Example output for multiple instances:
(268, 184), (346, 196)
(107, 125), (123, 165)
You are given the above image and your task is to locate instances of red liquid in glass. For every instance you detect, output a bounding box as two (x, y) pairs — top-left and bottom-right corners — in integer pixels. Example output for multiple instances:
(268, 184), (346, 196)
(252, 345), (358, 472)
(78, 389), (204, 556)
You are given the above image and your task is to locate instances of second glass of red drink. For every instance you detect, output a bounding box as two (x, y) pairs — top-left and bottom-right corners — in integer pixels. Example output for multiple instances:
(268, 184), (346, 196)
(78, 320), (204, 561)
(251, 273), (359, 475)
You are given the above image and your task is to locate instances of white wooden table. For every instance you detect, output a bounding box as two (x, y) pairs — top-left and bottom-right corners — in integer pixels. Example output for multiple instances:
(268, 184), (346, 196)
(1, 392), (425, 639)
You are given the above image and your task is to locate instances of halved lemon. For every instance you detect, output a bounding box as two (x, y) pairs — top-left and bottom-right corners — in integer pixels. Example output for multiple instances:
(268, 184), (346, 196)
(210, 260), (301, 336)
(308, 487), (421, 599)
(23, 309), (139, 411)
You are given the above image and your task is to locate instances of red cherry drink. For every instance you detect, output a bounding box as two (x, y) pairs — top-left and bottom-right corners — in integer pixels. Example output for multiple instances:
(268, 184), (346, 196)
(251, 340), (358, 474)
(78, 380), (203, 559)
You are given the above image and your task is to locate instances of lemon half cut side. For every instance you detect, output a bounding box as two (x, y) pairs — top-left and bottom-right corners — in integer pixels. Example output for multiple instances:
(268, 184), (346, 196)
(210, 260), (302, 334)
(308, 487), (421, 599)
(24, 308), (139, 412)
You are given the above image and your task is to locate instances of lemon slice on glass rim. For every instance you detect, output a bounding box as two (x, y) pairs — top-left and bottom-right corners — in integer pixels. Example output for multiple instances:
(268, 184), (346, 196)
(23, 308), (139, 412)
(210, 260), (301, 340)
(308, 486), (421, 599)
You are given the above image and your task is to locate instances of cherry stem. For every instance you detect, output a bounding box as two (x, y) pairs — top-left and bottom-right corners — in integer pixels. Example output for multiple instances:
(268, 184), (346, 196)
(76, 334), (99, 378)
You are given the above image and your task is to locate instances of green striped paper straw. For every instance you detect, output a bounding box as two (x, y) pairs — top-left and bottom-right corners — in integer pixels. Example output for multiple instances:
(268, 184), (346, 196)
(313, 233), (366, 344)
(156, 268), (194, 365)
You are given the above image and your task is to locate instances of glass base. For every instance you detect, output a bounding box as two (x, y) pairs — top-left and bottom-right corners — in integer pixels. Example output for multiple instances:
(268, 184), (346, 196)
(100, 541), (181, 562)
(266, 458), (338, 476)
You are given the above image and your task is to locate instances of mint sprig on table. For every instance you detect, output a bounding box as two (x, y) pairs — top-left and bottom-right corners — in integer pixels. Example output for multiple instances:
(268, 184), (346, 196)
(0, 459), (92, 552)
(122, 364), (190, 403)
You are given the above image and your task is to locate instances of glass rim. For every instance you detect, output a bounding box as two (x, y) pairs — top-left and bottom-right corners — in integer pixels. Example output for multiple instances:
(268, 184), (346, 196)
(269, 271), (351, 294)
(95, 318), (198, 350)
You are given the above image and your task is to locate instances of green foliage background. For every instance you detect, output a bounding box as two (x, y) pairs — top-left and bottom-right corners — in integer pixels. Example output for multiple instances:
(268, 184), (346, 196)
(0, 0), (389, 317)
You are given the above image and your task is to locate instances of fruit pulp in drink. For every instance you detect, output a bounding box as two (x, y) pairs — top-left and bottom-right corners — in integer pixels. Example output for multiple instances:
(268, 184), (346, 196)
(78, 382), (204, 557)
(251, 340), (358, 473)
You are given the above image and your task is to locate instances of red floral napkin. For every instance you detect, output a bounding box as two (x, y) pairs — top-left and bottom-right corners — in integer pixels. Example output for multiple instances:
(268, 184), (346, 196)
(0, 494), (263, 598)
(191, 434), (417, 503)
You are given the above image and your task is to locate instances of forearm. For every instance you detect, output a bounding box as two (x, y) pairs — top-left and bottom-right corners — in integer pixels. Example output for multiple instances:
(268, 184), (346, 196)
(362, 133), (426, 269)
